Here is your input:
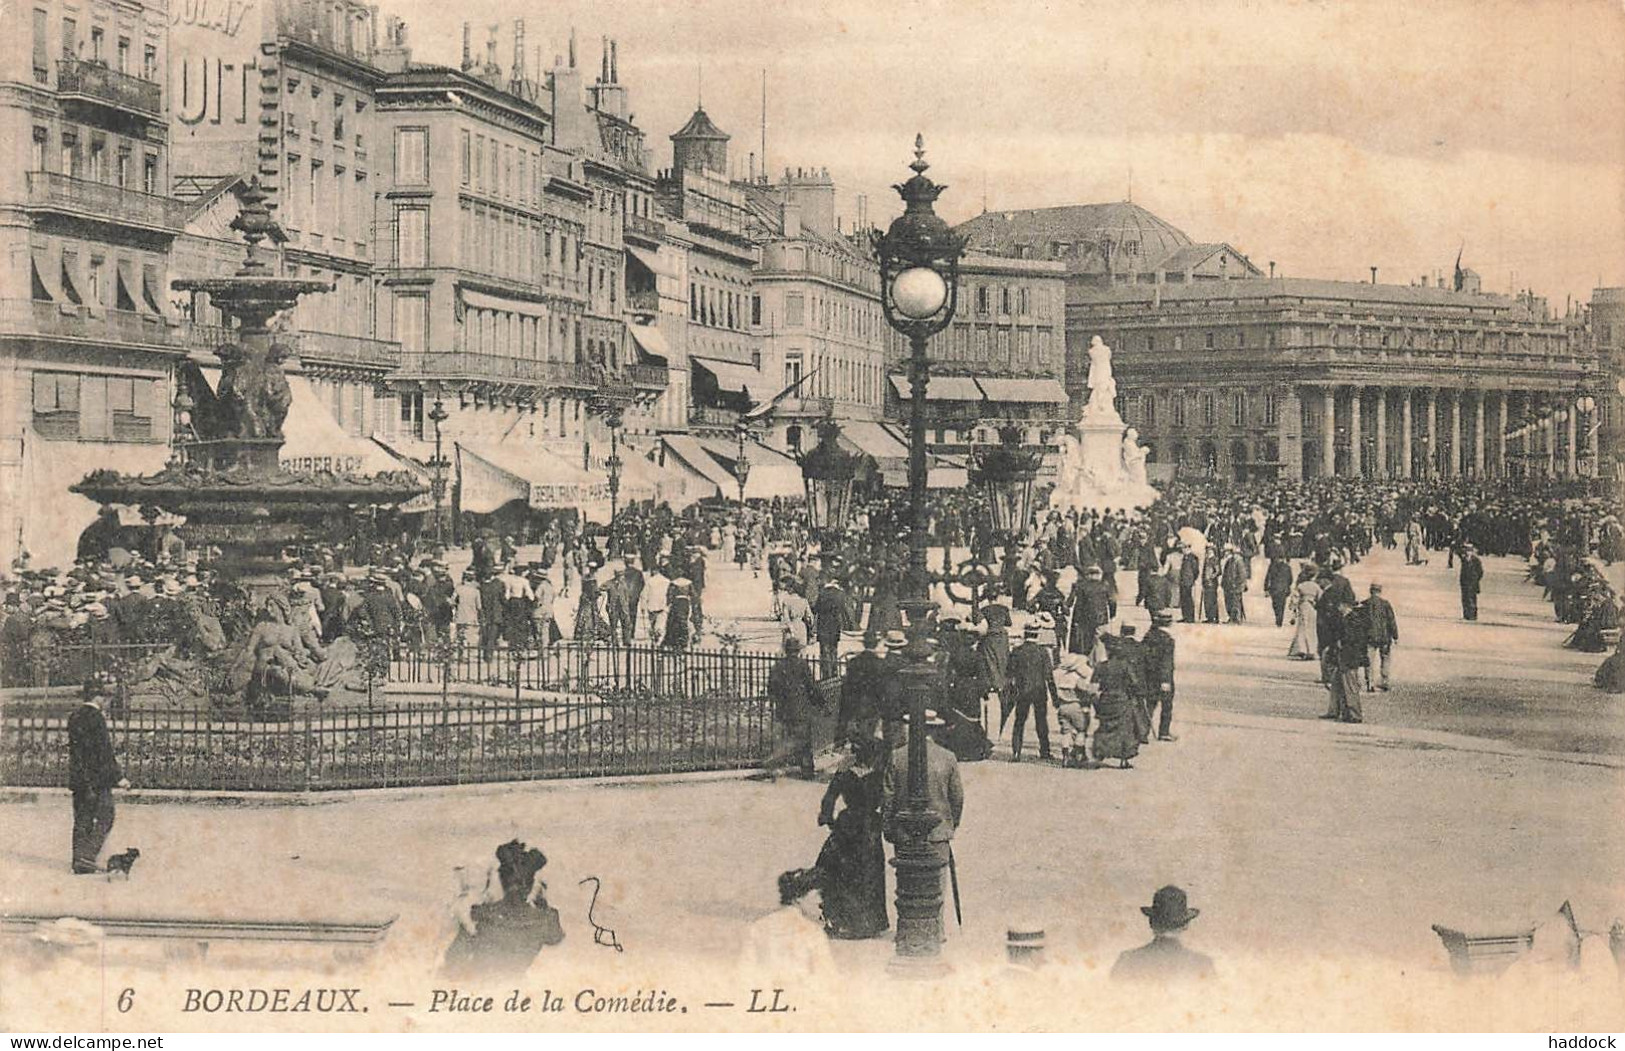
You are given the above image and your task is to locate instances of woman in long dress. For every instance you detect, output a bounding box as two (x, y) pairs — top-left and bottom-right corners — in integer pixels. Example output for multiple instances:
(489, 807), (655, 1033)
(1287, 568), (1322, 660)
(1090, 635), (1141, 768)
(813, 739), (889, 939)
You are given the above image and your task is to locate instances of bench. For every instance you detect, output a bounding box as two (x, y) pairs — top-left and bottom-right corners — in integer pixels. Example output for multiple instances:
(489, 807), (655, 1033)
(4, 912), (396, 962)
(1430, 923), (1535, 976)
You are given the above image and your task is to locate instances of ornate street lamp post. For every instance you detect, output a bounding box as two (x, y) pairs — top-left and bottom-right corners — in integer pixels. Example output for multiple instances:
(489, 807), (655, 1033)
(427, 396), (450, 547)
(969, 424), (1043, 542)
(734, 421), (752, 506)
(799, 417), (862, 543)
(873, 134), (967, 969)
(1576, 393), (1597, 478)
(591, 380), (636, 542)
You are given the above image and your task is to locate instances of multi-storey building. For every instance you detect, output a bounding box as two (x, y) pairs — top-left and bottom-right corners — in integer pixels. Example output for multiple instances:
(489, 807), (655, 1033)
(1, 0), (185, 568)
(1589, 287), (1623, 482)
(659, 106), (760, 432)
(740, 167), (890, 456)
(1071, 275), (1594, 481)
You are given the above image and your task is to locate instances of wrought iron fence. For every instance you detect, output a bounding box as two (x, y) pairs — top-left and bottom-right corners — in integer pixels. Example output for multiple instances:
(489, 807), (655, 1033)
(2, 641), (173, 690)
(1, 693), (775, 791)
(388, 640), (831, 699)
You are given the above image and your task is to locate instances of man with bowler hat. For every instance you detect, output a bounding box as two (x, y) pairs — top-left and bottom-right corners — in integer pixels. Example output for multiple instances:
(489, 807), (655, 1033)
(1111, 885), (1215, 982)
(68, 676), (127, 873)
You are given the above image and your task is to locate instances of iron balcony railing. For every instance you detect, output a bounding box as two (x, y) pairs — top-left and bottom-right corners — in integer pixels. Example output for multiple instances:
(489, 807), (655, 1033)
(397, 350), (598, 388)
(626, 214), (666, 241)
(297, 330), (403, 370)
(26, 171), (188, 231)
(627, 363), (668, 389)
(56, 58), (162, 116)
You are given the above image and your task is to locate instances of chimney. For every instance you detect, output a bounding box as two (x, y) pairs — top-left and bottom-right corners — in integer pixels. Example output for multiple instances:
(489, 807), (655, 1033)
(513, 19), (525, 82)
(461, 22), (471, 70)
(1268, 261), (1275, 279)
(610, 39), (618, 83)
(601, 35), (609, 83)
(485, 25), (498, 77)
(781, 199), (801, 238)
(1370, 266), (1378, 284)
(568, 27), (576, 68)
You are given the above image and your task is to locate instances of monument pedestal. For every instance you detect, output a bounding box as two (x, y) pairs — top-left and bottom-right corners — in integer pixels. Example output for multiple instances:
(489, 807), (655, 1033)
(1048, 407), (1160, 514)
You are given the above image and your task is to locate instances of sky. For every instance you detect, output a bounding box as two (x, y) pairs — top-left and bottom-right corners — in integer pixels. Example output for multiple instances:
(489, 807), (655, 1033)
(400, 0), (1625, 307)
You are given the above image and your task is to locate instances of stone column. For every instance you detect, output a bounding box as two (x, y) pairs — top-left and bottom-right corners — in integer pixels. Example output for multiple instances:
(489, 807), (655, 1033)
(1425, 388), (1438, 476)
(1545, 399), (1557, 477)
(1495, 392), (1509, 476)
(1280, 386), (1303, 481)
(1456, 389), (1469, 477)
(1321, 386), (1336, 477)
(1474, 391), (1486, 476)
(1566, 400), (1579, 477)
(1374, 388), (1388, 477)
(1400, 389), (1413, 479)
(1348, 385), (1363, 476)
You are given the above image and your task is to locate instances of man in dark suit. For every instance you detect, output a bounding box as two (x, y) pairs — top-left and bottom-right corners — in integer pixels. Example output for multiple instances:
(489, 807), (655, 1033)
(812, 578), (856, 679)
(1459, 544), (1484, 621)
(838, 632), (886, 746)
(1363, 583), (1400, 691)
(767, 636), (820, 778)
(1177, 546), (1200, 623)
(1143, 610), (1178, 741)
(1219, 544), (1248, 624)
(1069, 565), (1113, 656)
(68, 678), (126, 873)
(1111, 886), (1215, 983)
(1006, 622), (1057, 762)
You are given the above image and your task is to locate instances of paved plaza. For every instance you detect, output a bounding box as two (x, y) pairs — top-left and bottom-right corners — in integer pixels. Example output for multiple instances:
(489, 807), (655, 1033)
(2, 545), (1622, 1031)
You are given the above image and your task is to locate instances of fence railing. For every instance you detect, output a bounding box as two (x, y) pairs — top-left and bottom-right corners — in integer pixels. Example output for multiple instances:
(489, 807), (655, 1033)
(2, 641), (173, 690)
(388, 641), (829, 699)
(1, 694), (774, 791)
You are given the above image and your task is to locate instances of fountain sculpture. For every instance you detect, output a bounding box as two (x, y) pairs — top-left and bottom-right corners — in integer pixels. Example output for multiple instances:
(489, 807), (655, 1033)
(72, 178), (425, 602)
(1047, 336), (1160, 513)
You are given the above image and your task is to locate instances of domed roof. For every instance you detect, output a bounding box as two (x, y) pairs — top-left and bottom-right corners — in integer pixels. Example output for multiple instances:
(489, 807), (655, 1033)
(954, 202), (1195, 275)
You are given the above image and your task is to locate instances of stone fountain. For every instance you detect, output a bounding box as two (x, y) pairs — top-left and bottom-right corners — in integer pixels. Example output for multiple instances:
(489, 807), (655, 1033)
(72, 178), (424, 601)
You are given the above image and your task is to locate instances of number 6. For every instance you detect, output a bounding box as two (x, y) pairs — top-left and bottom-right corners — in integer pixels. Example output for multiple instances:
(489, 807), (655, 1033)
(118, 988), (135, 1013)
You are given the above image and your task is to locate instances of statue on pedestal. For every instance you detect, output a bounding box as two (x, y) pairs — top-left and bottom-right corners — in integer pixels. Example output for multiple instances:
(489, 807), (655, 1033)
(1084, 336), (1119, 418)
(1122, 427), (1149, 488)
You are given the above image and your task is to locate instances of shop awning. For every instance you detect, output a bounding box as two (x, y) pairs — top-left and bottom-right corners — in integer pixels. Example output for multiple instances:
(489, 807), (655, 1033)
(628, 322), (670, 362)
(278, 376), (412, 477)
(625, 244), (676, 279)
(694, 356), (766, 399)
(890, 374), (983, 401)
(460, 287), (550, 319)
(17, 424), (170, 571)
(659, 435), (733, 498)
(698, 436), (803, 500)
(457, 441), (612, 521)
(837, 420), (909, 461)
(975, 377), (1070, 404)
(618, 449), (698, 510)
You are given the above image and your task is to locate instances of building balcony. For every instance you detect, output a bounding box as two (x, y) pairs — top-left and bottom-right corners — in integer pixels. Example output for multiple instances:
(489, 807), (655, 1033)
(56, 58), (162, 118)
(777, 396), (835, 417)
(0, 297), (185, 351)
(25, 171), (187, 233)
(627, 289), (661, 316)
(689, 406), (740, 428)
(296, 330), (402, 371)
(626, 363), (668, 390)
(625, 214), (666, 243)
(397, 351), (597, 389)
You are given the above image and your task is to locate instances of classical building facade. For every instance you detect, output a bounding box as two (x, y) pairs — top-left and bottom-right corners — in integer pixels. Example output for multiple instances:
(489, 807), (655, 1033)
(1070, 277), (1595, 481)
(1, 0), (184, 568)
(1589, 286), (1623, 481)
(739, 167), (889, 455)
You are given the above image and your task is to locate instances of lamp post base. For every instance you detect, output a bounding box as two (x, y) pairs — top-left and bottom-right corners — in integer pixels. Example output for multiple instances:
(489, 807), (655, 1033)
(887, 951), (952, 980)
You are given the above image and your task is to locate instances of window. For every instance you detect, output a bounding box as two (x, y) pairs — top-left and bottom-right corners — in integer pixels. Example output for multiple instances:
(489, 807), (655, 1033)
(1237, 329), (1247, 349)
(33, 371), (82, 437)
(784, 293), (804, 327)
(86, 257), (103, 306)
(90, 26), (103, 62)
(31, 126), (46, 171)
(333, 95), (345, 141)
(61, 131), (79, 176)
(393, 293), (428, 354)
(390, 204), (422, 263)
(1204, 331), (1215, 350)
(88, 137), (105, 181)
(1019, 287), (1030, 314)
(116, 36), (129, 73)
(1001, 287), (1011, 315)
(116, 146), (130, 187)
(394, 128), (427, 185)
(61, 17), (76, 57)
(1264, 391), (1280, 426)
(1232, 391), (1246, 427)
(32, 9), (48, 80)
(1172, 393), (1187, 427)
(751, 295), (762, 326)
(142, 153), (157, 194)
(1202, 393), (1216, 426)
(976, 285), (989, 314)
(142, 44), (156, 80)
(1141, 394), (1156, 427)
(473, 135), (484, 187)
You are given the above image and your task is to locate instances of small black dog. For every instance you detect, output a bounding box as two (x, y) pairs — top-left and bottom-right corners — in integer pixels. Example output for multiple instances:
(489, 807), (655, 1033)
(105, 848), (140, 879)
